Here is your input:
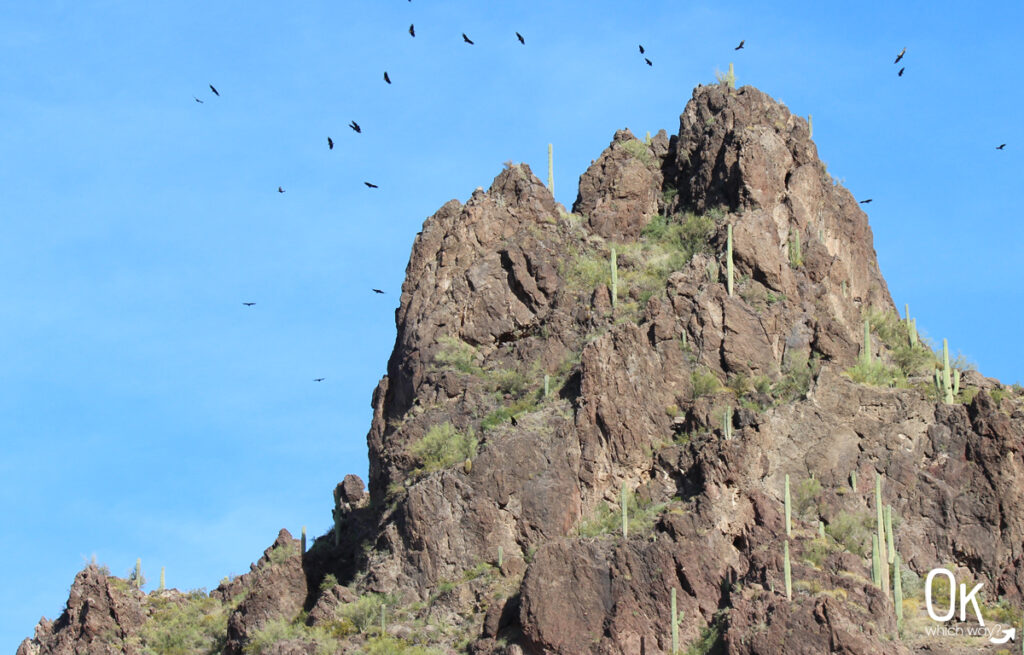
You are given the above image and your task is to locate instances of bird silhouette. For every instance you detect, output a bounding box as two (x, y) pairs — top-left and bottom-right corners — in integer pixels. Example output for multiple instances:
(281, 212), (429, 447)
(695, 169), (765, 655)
(242, 302), (255, 306)
(209, 84), (219, 96)
(372, 289), (385, 294)
(409, 24), (415, 37)
(327, 136), (334, 150)
(510, 415), (518, 427)
(384, 71), (391, 84)
(364, 182), (378, 188)
(313, 378), (325, 382)
(516, 32), (525, 44)
(463, 33), (474, 45)
(894, 47), (906, 64)
(639, 45), (645, 54)
(997, 144), (1007, 150)
(645, 58), (652, 66)
(349, 121), (361, 133)
(277, 186), (285, 193)
(193, 96), (204, 103)
(859, 199), (873, 204)
(898, 67), (905, 77)
(735, 40), (745, 50)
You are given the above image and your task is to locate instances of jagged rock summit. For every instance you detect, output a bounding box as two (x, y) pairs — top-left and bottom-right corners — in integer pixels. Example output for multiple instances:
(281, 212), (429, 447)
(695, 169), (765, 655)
(22, 83), (1024, 655)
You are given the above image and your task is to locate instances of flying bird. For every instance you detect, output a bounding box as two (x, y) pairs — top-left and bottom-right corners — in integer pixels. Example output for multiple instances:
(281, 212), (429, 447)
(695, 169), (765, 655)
(997, 144), (1007, 150)
(384, 71), (391, 84)
(277, 186), (285, 193)
(349, 121), (361, 133)
(242, 302), (255, 306)
(645, 58), (652, 66)
(898, 67), (905, 77)
(859, 199), (873, 204)
(462, 33), (474, 45)
(193, 96), (204, 104)
(516, 32), (525, 44)
(209, 84), (219, 96)
(894, 47), (906, 64)
(409, 24), (415, 37)
(639, 45), (645, 54)
(364, 182), (378, 188)
(313, 378), (325, 382)
(735, 40), (745, 50)
(327, 136), (334, 150)
(372, 289), (385, 294)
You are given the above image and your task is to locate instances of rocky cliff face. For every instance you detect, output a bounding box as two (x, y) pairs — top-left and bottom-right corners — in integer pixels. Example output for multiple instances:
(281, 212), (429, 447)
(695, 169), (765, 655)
(21, 83), (1024, 655)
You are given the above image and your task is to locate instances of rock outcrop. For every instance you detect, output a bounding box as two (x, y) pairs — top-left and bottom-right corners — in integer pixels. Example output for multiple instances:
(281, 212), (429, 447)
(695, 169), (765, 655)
(22, 82), (1024, 655)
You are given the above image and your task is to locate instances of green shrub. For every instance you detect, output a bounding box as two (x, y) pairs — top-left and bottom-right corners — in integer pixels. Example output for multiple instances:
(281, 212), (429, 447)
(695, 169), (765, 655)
(891, 342), (935, 376)
(433, 336), (479, 374)
(843, 359), (904, 387)
(243, 617), (338, 655)
(335, 593), (393, 634)
(319, 573), (339, 593)
(727, 372), (751, 396)
(139, 591), (229, 655)
(410, 423), (477, 473)
(772, 353), (816, 402)
(620, 139), (652, 166)
(362, 636), (446, 655)
(492, 368), (529, 398)
(794, 477), (823, 519)
(266, 542), (298, 566)
(577, 491), (665, 538)
(691, 369), (721, 399)
(826, 511), (870, 557)
(801, 537), (830, 568)
(752, 375), (772, 394)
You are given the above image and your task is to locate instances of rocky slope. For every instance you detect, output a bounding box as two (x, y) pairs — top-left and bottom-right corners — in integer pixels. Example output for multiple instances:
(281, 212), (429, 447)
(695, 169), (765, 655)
(20, 83), (1024, 655)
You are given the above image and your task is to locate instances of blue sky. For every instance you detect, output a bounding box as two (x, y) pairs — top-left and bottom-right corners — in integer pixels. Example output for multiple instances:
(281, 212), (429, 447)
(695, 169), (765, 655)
(2, 0), (1022, 650)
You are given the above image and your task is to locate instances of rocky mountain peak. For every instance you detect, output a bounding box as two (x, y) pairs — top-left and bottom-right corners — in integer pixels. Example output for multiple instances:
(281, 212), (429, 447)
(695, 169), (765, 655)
(22, 83), (1024, 655)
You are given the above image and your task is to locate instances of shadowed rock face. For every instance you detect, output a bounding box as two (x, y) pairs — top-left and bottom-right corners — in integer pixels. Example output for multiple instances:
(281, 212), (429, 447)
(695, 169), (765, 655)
(23, 83), (1024, 655)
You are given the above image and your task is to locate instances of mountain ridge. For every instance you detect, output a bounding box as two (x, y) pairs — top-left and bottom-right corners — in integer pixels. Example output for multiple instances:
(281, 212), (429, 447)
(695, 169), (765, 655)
(20, 82), (1024, 655)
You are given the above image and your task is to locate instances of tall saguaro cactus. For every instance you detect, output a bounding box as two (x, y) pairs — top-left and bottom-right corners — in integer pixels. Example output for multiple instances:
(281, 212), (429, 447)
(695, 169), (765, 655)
(942, 339), (954, 404)
(301, 526), (307, 554)
(784, 474), (792, 537)
(548, 143), (554, 196)
(894, 553), (904, 631)
(875, 473), (889, 596)
(862, 318), (872, 365)
(726, 223), (734, 297)
(670, 587), (679, 654)
(783, 540), (792, 600)
(621, 482), (628, 539)
(885, 506), (895, 564)
(610, 247), (618, 310)
(159, 567), (165, 591)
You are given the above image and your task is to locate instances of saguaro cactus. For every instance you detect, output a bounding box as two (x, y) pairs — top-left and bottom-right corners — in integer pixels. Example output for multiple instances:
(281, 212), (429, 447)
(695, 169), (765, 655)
(894, 553), (904, 631)
(610, 247), (618, 310)
(807, 114), (813, 138)
(498, 546), (504, 568)
(850, 470), (858, 492)
(723, 406), (733, 440)
(621, 482), (628, 539)
(783, 540), (792, 600)
(862, 318), (872, 365)
(871, 534), (880, 586)
(942, 339), (954, 404)
(671, 587), (679, 654)
(547, 143), (554, 196)
(784, 474), (792, 537)
(134, 558), (143, 589)
(909, 318), (918, 346)
(726, 223), (734, 297)
(544, 374), (550, 398)
(159, 567), (165, 591)
(875, 473), (889, 596)
(885, 505), (895, 564)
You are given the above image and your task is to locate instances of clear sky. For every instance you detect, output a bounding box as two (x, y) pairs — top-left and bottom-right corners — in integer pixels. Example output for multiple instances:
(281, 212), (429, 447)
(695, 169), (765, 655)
(3, 0), (1022, 650)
